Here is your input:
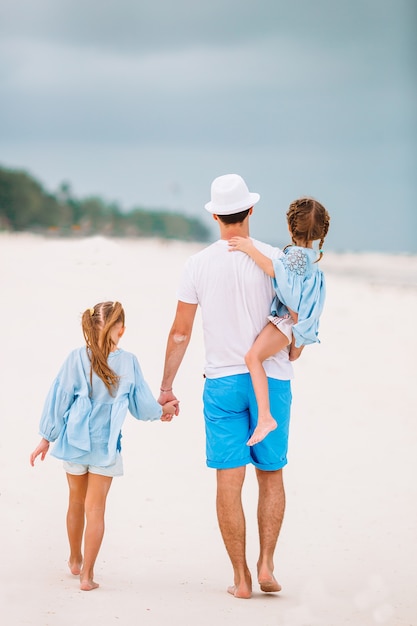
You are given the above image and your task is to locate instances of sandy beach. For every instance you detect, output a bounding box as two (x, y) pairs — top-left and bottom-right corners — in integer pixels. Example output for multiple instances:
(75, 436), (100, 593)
(1, 233), (416, 626)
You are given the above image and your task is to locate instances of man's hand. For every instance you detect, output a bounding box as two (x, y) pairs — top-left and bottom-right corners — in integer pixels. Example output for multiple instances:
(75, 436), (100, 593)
(289, 343), (304, 361)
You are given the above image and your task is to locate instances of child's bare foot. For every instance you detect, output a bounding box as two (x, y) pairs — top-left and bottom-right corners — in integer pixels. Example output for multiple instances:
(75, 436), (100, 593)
(68, 559), (82, 576)
(247, 415), (277, 446)
(80, 567), (99, 591)
(80, 578), (99, 591)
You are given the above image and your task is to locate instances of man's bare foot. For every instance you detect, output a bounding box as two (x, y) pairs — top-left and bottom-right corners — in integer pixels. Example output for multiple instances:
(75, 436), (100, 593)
(247, 416), (277, 446)
(227, 571), (252, 599)
(68, 560), (82, 576)
(80, 578), (99, 591)
(227, 583), (252, 599)
(258, 574), (281, 593)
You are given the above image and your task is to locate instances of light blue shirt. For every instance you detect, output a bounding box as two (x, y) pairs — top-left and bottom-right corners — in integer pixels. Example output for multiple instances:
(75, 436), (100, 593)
(39, 347), (162, 466)
(271, 246), (326, 348)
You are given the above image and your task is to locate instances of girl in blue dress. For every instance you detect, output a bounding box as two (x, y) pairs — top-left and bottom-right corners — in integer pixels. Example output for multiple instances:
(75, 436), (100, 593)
(30, 301), (178, 591)
(229, 197), (330, 446)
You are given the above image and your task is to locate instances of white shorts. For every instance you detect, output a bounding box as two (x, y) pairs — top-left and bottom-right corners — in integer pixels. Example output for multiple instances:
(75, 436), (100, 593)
(63, 452), (124, 477)
(267, 314), (293, 344)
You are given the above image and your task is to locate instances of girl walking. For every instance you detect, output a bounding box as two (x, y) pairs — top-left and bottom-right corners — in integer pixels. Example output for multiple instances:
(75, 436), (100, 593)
(30, 301), (177, 590)
(229, 197), (330, 446)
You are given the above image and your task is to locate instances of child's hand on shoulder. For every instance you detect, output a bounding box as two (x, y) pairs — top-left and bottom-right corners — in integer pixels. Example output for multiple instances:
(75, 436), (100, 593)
(228, 236), (253, 253)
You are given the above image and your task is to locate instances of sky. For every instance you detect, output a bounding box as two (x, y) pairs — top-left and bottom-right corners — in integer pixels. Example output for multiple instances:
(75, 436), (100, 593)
(1, 0), (416, 252)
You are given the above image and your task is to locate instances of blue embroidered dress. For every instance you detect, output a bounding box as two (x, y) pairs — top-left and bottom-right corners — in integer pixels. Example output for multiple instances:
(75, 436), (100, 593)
(270, 246), (326, 348)
(38, 347), (162, 466)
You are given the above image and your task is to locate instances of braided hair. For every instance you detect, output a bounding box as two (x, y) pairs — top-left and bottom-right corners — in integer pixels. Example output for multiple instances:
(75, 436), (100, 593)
(81, 301), (125, 395)
(286, 198), (330, 262)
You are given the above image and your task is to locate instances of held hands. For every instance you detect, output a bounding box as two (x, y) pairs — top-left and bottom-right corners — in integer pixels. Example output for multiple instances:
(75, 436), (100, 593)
(158, 389), (180, 422)
(228, 236), (253, 254)
(161, 400), (179, 422)
(30, 438), (50, 466)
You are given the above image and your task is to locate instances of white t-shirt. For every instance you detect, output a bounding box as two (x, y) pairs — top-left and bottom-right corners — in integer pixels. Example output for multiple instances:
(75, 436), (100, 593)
(177, 238), (294, 380)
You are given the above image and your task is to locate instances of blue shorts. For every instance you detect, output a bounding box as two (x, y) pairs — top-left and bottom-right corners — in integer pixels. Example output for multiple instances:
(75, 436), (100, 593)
(203, 374), (292, 471)
(63, 452), (124, 477)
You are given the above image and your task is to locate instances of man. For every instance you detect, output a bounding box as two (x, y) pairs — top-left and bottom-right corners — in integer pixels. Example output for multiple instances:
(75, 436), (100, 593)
(158, 174), (295, 599)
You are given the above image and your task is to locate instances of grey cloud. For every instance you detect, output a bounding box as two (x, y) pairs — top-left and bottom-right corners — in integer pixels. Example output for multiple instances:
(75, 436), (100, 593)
(2, 0), (287, 52)
(2, 0), (413, 54)
(0, 23), (412, 151)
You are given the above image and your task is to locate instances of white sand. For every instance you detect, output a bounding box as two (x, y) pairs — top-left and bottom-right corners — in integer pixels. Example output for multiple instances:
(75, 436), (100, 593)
(1, 233), (416, 626)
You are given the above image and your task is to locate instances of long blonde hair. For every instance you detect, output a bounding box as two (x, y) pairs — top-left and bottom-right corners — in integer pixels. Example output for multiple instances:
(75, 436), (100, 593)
(81, 301), (125, 395)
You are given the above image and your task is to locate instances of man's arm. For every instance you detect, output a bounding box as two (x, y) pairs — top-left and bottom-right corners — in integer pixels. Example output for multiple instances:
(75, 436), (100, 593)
(158, 301), (197, 415)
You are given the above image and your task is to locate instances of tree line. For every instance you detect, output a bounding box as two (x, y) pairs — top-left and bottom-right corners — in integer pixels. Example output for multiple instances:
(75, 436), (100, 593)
(0, 165), (210, 242)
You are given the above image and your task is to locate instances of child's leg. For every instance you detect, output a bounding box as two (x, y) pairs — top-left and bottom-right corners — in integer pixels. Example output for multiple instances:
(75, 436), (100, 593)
(66, 473), (88, 575)
(80, 473), (113, 591)
(245, 323), (290, 446)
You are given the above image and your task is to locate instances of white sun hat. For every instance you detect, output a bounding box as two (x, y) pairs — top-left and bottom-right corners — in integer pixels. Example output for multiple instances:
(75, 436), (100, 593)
(204, 174), (260, 215)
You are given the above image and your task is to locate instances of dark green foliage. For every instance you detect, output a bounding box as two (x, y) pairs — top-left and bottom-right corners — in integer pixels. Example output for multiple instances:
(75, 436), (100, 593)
(0, 168), (70, 231)
(0, 165), (210, 242)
